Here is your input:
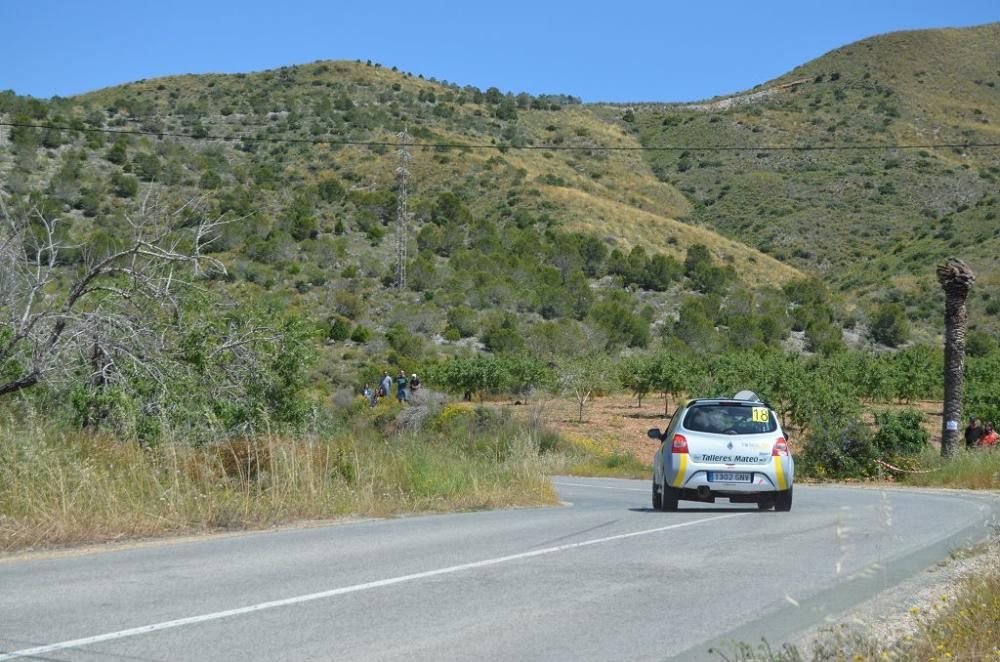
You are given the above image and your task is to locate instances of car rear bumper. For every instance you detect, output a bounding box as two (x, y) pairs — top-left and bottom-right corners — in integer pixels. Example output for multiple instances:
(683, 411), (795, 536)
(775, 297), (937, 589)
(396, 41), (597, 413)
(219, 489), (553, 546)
(677, 469), (782, 493)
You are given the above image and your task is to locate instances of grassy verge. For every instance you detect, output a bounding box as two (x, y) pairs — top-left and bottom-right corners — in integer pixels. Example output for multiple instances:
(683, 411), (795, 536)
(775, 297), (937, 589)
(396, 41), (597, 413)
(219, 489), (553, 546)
(540, 433), (650, 479)
(0, 406), (556, 552)
(899, 448), (1000, 490)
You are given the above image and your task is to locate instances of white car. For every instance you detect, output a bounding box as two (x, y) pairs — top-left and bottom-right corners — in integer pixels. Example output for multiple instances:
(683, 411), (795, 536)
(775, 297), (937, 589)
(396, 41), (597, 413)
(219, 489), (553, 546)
(650, 392), (794, 511)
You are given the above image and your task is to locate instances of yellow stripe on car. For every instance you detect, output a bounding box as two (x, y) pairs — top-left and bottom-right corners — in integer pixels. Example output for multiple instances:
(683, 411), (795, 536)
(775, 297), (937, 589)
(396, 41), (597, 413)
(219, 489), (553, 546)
(774, 456), (787, 490)
(672, 454), (688, 488)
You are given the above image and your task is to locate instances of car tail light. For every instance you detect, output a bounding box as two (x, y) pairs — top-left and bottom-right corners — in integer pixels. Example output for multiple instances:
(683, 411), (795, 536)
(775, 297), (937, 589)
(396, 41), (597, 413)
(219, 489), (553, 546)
(772, 438), (789, 457)
(671, 434), (689, 454)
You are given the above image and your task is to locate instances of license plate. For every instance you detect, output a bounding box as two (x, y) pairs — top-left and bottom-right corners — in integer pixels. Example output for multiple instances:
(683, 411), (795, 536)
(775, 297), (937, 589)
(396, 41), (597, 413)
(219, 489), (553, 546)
(708, 472), (752, 483)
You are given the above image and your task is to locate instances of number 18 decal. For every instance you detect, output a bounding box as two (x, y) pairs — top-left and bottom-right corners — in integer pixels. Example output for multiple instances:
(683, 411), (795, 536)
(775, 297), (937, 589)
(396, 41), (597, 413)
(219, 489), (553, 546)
(751, 407), (769, 423)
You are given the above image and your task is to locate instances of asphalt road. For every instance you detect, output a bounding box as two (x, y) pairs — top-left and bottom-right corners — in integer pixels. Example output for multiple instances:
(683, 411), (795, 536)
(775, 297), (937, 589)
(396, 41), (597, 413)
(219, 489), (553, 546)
(1, 480), (997, 661)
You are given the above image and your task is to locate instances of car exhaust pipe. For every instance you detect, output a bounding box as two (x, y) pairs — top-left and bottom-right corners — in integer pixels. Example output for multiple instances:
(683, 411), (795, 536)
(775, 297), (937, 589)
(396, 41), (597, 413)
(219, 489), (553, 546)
(697, 486), (711, 500)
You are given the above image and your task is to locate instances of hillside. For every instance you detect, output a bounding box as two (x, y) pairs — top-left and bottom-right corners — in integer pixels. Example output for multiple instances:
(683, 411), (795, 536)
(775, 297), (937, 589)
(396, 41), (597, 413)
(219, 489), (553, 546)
(0, 23), (997, 396)
(0, 58), (809, 388)
(631, 22), (999, 330)
(65, 61), (798, 285)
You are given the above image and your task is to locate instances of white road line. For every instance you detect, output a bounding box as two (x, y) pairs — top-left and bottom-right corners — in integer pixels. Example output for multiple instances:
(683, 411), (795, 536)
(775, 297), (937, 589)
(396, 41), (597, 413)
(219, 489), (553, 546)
(0, 513), (747, 660)
(552, 481), (648, 492)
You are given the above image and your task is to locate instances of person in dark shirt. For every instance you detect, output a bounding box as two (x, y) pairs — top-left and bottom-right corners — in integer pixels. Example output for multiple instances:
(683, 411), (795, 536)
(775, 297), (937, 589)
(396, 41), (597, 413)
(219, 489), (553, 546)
(965, 416), (983, 450)
(396, 370), (409, 403)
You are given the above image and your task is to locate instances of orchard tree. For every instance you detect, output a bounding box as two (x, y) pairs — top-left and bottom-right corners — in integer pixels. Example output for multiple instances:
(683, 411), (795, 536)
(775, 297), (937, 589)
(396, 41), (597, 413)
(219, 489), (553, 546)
(424, 355), (513, 401)
(619, 355), (656, 408)
(651, 352), (694, 417)
(559, 353), (615, 423)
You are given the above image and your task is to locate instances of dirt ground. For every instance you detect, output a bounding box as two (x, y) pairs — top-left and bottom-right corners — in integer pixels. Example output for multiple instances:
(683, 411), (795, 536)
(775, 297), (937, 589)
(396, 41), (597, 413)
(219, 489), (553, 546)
(508, 393), (677, 464)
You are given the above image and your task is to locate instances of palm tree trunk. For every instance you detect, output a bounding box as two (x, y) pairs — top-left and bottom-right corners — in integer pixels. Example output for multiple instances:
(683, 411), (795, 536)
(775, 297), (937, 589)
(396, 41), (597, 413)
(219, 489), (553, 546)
(937, 259), (975, 457)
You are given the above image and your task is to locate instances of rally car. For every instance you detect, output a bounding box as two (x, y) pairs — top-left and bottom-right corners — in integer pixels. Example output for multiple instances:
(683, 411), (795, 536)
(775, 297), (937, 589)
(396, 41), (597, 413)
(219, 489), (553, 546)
(649, 391), (793, 511)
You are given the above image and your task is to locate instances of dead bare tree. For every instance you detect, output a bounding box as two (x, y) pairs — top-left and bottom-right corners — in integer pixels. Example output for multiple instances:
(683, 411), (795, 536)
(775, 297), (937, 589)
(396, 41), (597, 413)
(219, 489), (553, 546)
(0, 190), (229, 400)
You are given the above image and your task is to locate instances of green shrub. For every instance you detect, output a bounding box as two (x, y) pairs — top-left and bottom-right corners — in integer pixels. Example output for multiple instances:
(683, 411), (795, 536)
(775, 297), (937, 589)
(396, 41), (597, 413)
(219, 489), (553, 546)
(872, 409), (928, 457)
(446, 305), (478, 338)
(105, 138), (128, 164)
(328, 316), (352, 341)
(799, 418), (877, 479)
(386, 323), (423, 359)
(317, 176), (345, 203)
(869, 303), (911, 347)
(111, 172), (138, 198)
(350, 325), (371, 343)
(966, 330), (997, 357)
(199, 169), (222, 190)
(481, 313), (524, 354)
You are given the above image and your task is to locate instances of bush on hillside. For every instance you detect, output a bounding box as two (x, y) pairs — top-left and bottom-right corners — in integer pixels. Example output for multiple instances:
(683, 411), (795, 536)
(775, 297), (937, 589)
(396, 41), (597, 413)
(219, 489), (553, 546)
(869, 303), (911, 347)
(445, 306), (478, 338)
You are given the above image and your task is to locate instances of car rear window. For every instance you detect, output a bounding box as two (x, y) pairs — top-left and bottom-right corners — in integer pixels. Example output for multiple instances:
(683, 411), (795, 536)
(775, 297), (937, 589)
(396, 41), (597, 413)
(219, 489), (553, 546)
(682, 404), (776, 434)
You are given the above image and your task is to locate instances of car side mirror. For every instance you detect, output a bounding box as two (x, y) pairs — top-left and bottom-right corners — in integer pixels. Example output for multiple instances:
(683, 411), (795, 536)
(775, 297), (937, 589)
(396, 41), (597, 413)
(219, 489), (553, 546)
(647, 428), (662, 441)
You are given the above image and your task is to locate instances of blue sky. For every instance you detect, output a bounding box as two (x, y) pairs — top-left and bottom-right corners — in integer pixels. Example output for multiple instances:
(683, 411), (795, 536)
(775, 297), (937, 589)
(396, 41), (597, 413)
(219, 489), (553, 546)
(2, 1), (997, 102)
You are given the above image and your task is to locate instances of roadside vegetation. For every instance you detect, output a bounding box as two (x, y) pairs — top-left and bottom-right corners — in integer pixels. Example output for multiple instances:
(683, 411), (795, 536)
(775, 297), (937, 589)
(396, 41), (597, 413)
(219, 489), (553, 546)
(898, 448), (1000, 490)
(5, 316), (999, 551)
(0, 397), (562, 551)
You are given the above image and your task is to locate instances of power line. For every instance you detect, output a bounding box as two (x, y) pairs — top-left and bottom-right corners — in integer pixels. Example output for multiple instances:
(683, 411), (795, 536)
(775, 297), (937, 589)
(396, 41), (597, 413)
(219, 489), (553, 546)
(1, 120), (998, 153)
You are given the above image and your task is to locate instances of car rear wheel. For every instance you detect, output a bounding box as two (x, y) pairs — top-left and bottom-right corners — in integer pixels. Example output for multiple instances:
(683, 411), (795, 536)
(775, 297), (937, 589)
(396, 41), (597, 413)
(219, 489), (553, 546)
(652, 481), (662, 510)
(660, 485), (679, 512)
(774, 487), (793, 512)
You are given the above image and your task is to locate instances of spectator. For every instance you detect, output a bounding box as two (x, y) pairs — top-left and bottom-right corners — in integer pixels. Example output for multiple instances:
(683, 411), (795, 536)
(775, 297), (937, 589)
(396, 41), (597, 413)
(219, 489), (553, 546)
(379, 372), (392, 399)
(396, 370), (409, 404)
(409, 373), (421, 392)
(979, 422), (998, 448)
(964, 416), (983, 450)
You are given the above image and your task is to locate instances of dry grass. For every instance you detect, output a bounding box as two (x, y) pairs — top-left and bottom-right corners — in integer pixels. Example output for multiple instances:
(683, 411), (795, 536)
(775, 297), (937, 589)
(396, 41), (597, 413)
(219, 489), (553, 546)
(902, 543), (1000, 661)
(0, 420), (555, 552)
(900, 448), (1000, 490)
